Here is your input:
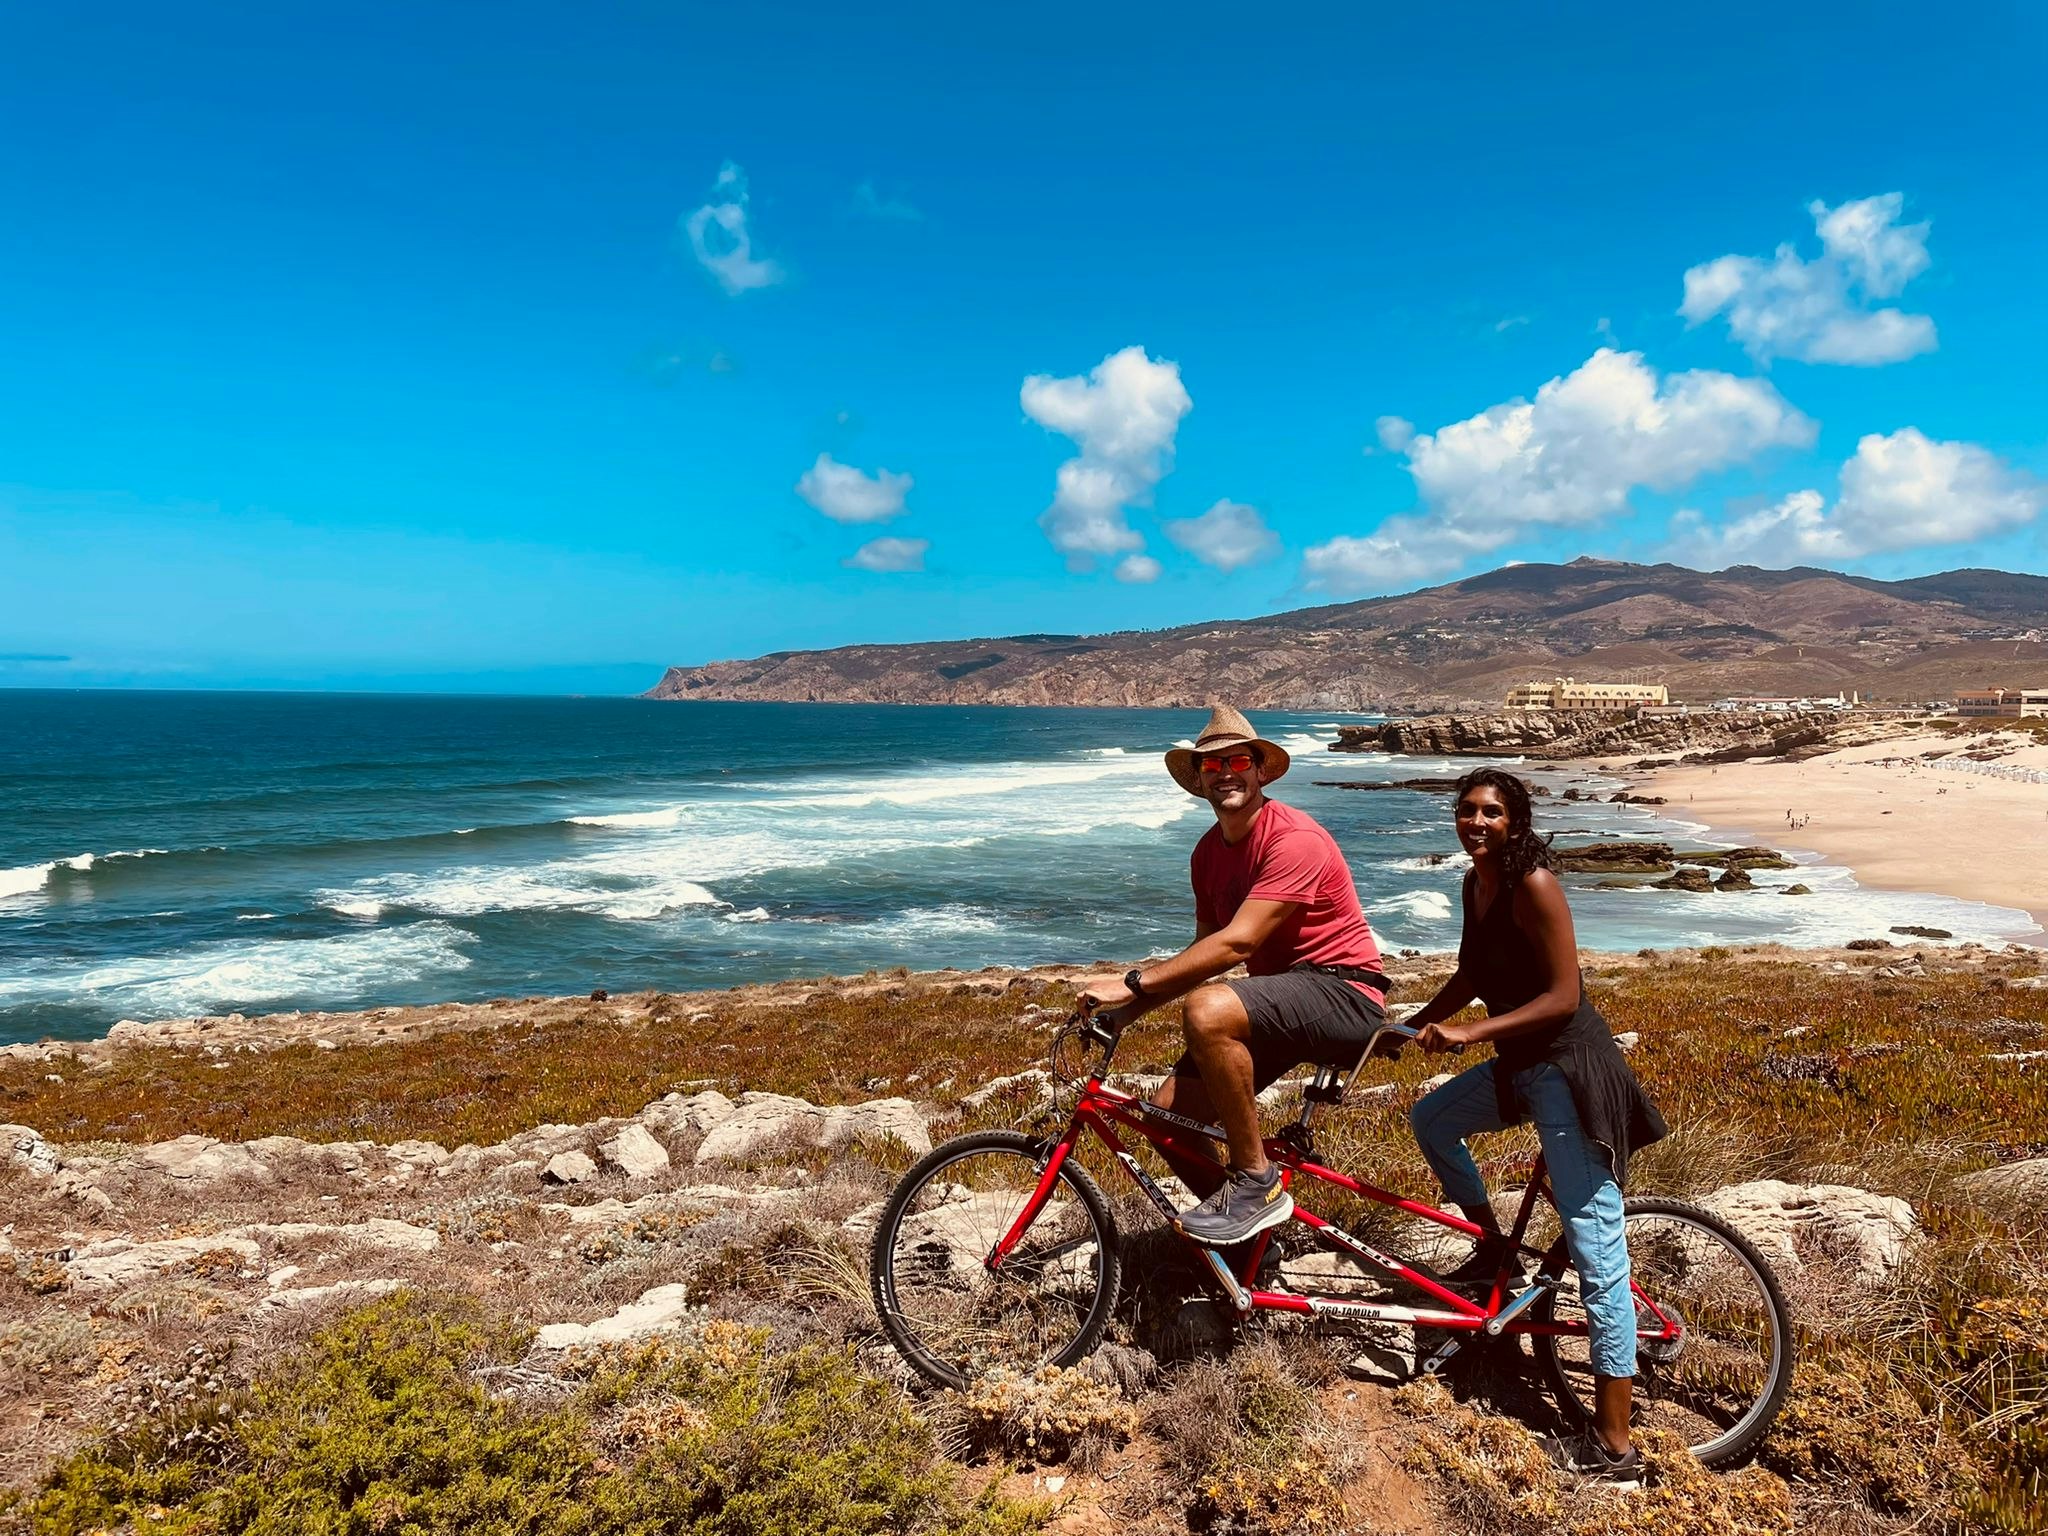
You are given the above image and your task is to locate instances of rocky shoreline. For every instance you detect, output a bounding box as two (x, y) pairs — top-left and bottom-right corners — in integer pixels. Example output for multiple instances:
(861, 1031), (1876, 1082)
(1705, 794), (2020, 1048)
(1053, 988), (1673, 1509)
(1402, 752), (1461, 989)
(1332, 707), (1928, 762)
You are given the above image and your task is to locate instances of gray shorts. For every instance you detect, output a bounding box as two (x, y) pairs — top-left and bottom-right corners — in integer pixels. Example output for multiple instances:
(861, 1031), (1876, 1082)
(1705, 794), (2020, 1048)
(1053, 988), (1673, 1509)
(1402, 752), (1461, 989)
(1171, 969), (1388, 1091)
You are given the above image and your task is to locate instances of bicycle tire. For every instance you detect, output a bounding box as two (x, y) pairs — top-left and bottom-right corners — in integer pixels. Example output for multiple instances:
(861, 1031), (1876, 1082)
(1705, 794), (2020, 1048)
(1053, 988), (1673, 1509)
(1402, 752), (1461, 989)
(1529, 1195), (1795, 1467)
(869, 1129), (1122, 1390)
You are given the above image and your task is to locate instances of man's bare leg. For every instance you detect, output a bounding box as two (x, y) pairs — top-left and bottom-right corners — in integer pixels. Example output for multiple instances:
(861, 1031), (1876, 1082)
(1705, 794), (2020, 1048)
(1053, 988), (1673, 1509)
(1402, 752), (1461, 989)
(1180, 983), (1266, 1174)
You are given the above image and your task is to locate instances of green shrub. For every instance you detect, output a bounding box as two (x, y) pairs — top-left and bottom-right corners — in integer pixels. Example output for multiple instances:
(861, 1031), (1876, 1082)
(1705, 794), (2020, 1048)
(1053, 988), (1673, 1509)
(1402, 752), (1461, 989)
(13, 1298), (1040, 1536)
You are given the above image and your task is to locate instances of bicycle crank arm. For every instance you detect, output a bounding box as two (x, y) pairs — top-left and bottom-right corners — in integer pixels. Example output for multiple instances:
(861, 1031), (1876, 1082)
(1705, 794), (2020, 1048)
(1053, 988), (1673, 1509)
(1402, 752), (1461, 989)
(1481, 1275), (1554, 1337)
(1199, 1245), (1255, 1313)
(1418, 1336), (1464, 1376)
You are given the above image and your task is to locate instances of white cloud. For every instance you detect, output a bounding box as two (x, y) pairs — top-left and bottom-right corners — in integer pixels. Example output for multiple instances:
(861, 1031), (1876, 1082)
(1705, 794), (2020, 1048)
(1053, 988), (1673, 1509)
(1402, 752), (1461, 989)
(1671, 429), (2045, 567)
(1304, 348), (1813, 593)
(1163, 499), (1279, 572)
(1021, 346), (1191, 572)
(843, 536), (928, 573)
(853, 181), (923, 221)
(1114, 554), (1162, 584)
(682, 162), (784, 296)
(1680, 194), (1936, 366)
(795, 453), (912, 523)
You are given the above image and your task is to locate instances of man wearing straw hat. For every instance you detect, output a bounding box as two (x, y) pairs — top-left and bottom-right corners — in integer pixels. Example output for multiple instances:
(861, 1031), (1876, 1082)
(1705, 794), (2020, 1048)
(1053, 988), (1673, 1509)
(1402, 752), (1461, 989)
(1080, 704), (1388, 1246)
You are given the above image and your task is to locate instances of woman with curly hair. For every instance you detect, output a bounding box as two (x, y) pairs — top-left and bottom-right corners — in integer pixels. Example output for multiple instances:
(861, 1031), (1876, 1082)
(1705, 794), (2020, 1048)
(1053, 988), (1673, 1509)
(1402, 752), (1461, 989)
(1404, 767), (1667, 1485)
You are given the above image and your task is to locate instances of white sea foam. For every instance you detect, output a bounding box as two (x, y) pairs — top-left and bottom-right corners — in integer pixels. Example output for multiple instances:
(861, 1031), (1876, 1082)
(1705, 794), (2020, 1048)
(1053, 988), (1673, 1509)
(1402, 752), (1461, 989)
(0, 862), (55, 901)
(861, 904), (1007, 941)
(0, 921), (477, 1016)
(321, 895), (388, 920)
(721, 906), (773, 923)
(568, 807), (687, 829)
(1377, 889), (1456, 922)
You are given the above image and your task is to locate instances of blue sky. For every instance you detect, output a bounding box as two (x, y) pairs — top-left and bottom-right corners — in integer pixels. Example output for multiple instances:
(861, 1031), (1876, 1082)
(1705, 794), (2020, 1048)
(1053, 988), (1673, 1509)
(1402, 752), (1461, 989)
(2, 1), (2043, 692)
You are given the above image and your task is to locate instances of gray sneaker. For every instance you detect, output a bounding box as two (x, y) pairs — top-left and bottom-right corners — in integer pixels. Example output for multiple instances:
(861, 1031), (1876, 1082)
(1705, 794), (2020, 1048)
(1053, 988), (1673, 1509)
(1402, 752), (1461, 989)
(1176, 1164), (1293, 1247)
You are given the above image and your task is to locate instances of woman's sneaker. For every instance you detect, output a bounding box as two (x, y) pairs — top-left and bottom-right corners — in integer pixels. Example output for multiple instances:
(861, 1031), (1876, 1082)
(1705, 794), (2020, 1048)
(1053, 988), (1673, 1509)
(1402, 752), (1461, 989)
(1177, 1164), (1293, 1246)
(1561, 1430), (1645, 1489)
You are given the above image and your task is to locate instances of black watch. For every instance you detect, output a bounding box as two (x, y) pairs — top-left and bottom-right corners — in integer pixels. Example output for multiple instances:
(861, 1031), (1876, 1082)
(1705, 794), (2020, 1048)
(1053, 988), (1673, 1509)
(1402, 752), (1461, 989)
(1123, 967), (1147, 999)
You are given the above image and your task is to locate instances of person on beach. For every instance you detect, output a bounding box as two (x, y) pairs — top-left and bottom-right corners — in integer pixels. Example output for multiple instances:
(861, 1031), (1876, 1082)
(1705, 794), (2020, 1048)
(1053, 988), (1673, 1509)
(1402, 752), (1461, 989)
(1077, 704), (1388, 1246)
(1403, 767), (1667, 1485)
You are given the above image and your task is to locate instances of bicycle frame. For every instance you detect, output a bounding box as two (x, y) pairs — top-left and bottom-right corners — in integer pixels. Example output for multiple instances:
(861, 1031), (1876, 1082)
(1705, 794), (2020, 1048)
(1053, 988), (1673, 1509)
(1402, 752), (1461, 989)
(990, 1021), (1684, 1365)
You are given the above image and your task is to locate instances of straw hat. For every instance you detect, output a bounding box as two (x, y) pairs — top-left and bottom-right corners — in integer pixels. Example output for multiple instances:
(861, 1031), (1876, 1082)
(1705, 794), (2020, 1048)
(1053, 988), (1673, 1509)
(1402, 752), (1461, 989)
(1164, 704), (1291, 797)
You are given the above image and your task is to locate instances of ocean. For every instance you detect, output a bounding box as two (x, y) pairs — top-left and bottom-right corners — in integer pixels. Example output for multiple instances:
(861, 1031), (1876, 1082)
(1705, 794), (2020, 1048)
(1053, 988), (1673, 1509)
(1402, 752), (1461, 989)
(1, 691), (2036, 1045)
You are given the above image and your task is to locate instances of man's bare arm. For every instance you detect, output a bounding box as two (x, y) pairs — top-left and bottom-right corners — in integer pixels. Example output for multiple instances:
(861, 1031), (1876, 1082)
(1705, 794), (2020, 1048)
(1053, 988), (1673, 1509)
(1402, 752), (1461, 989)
(1078, 899), (1301, 1016)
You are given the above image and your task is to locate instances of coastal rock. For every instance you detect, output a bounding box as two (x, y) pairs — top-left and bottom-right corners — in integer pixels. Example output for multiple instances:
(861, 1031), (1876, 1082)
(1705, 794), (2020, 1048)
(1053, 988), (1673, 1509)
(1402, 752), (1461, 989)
(3, 1122), (62, 1177)
(1891, 925), (1954, 940)
(599, 1124), (672, 1180)
(1353, 708), (1855, 763)
(1714, 865), (1754, 891)
(693, 1092), (931, 1164)
(1553, 842), (1675, 875)
(1954, 1158), (2048, 1210)
(68, 1234), (263, 1291)
(3, 1123), (118, 1213)
(258, 1278), (403, 1313)
(385, 1139), (451, 1171)
(958, 1069), (1053, 1111)
(133, 1135), (273, 1185)
(1783, 884), (1812, 896)
(639, 1090), (738, 1139)
(543, 1150), (599, 1185)
(243, 1218), (441, 1254)
(1701, 1180), (1917, 1284)
(1654, 867), (1715, 893)
(536, 1284), (694, 1350)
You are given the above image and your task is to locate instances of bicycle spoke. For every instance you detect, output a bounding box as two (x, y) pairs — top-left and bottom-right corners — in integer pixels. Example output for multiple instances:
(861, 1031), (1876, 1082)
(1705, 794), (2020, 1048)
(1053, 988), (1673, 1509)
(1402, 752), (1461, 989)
(1533, 1203), (1791, 1465)
(876, 1141), (1113, 1385)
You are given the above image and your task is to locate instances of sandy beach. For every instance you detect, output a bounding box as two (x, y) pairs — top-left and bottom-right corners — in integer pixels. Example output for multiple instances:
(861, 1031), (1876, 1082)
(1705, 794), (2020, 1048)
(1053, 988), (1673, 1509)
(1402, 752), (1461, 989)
(1628, 728), (2048, 938)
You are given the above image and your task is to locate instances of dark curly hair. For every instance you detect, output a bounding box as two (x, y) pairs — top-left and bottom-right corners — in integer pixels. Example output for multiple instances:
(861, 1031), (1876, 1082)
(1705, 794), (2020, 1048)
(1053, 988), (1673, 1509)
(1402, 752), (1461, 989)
(1454, 767), (1554, 885)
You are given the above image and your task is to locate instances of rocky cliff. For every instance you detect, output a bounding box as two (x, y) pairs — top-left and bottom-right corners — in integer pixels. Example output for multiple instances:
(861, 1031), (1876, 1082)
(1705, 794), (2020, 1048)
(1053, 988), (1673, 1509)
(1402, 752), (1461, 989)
(645, 558), (2048, 710)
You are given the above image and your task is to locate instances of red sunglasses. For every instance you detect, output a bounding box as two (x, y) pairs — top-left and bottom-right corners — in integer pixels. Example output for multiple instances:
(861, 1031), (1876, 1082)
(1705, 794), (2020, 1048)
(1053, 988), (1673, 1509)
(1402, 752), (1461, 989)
(1198, 752), (1257, 774)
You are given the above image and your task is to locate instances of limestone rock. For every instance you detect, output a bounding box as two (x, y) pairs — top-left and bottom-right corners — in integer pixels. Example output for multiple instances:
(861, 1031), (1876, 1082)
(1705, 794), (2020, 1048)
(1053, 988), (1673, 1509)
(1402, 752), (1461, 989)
(242, 1218), (440, 1254)
(638, 1090), (738, 1139)
(958, 1068), (1053, 1111)
(1954, 1158), (2048, 1210)
(133, 1135), (273, 1185)
(1714, 865), (1754, 891)
(1701, 1180), (1916, 1284)
(536, 1284), (693, 1349)
(693, 1092), (930, 1164)
(544, 1150), (599, 1185)
(385, 1139), (451, 1170)
(3, 1123), (61, 1177)
(68, 1234), (263, 1290)
(259, 1278), (402, 1313)
(599, 1124), (672, 1180)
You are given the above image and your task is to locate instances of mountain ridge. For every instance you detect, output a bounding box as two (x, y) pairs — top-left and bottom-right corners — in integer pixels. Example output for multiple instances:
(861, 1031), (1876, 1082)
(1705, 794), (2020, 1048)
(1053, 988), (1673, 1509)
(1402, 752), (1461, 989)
(645, 559), (2048, 710)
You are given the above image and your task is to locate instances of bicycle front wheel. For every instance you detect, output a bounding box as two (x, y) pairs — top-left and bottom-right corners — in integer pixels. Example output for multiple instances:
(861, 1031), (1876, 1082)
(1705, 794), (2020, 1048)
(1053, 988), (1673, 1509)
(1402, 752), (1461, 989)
(1531, 1195), (1794, 1466)
(869, 1129), (1121, 1390)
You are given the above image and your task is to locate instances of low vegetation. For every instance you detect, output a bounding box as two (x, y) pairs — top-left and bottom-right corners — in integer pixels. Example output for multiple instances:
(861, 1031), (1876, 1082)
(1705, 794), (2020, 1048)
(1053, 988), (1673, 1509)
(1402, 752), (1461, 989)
(4, 946), (2046, 1533)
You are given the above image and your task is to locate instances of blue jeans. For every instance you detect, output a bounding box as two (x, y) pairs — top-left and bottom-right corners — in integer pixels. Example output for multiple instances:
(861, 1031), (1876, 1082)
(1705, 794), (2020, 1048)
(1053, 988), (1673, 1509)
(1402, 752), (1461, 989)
(1409, 1059), (1636, 1378)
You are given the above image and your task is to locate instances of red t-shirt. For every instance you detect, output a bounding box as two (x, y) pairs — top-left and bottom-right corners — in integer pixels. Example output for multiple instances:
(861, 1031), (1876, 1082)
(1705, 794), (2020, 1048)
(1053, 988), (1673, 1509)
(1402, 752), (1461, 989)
(1190, 798), (1385, 1001)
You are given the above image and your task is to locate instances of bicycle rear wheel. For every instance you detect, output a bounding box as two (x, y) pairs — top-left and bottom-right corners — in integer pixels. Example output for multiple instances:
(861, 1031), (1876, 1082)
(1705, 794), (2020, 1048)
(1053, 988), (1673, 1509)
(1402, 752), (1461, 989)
(869, 1130), (1121, 1390)
(1530, 1196), (1794, 1466)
